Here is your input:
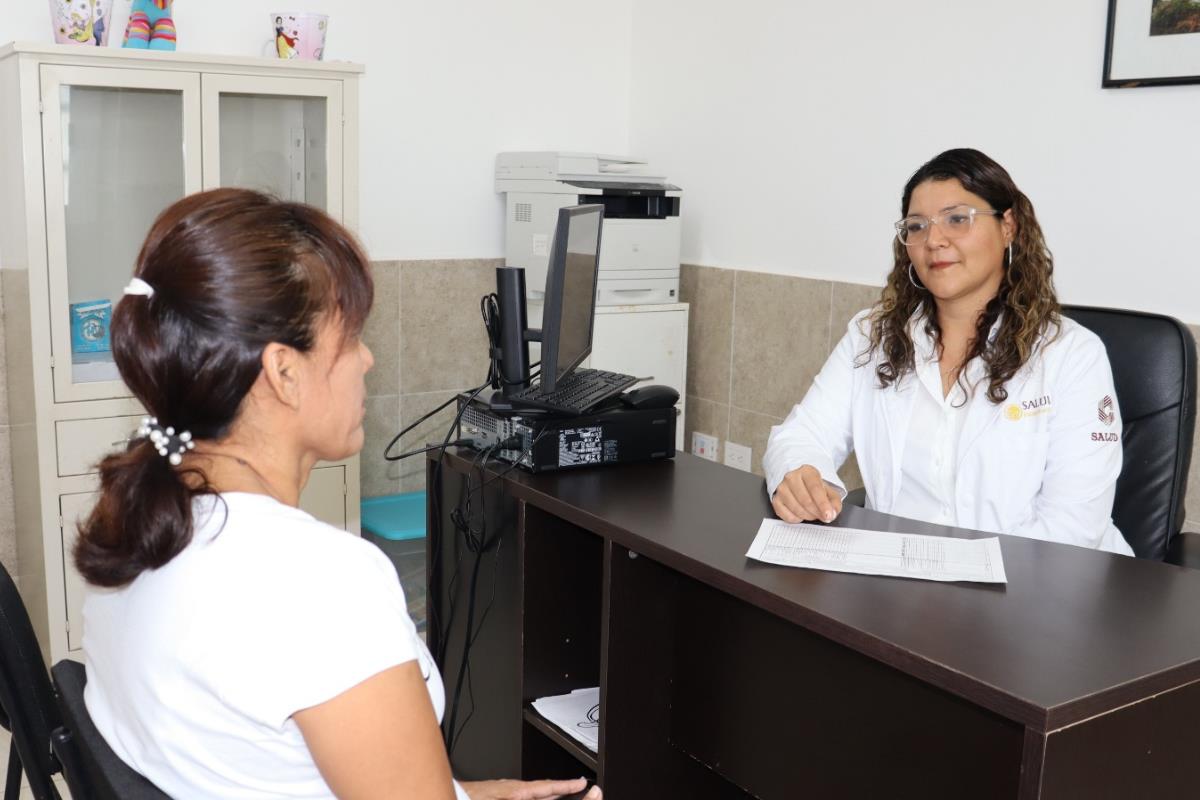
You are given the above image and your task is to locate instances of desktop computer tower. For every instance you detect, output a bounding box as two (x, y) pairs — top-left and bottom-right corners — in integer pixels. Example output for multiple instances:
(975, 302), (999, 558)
(456, 394), (677, 473)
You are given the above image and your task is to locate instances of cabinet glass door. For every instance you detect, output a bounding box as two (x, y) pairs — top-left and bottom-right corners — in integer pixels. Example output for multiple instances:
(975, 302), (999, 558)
(40, 66), (201, 403)
(201, 75), (342, 219)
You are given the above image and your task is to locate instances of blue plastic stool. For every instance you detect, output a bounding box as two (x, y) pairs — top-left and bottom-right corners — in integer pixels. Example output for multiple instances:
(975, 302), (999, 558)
(361, 492), (427, 630)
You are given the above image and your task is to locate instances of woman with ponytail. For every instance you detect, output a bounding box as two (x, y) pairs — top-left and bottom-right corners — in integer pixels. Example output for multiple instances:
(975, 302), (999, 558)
(77, 189), (601, 799)
(763, 149), (1132, 555)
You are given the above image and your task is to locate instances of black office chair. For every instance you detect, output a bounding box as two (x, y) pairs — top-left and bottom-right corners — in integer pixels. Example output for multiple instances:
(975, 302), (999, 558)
(50, 660), (171, 800)
(0, 562), (65, 800)
(844, 306), (1199, 564)
(1062, 306), (1197, 563)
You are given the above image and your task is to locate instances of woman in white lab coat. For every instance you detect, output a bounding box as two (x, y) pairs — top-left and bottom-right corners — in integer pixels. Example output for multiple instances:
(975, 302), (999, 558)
(763, 148), (1131, 555)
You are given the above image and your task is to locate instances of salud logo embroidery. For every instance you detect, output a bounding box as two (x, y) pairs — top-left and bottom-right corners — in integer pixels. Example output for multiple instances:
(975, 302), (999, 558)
(1006, 394), (1052, 421)
(1098, 395), (1115, 426)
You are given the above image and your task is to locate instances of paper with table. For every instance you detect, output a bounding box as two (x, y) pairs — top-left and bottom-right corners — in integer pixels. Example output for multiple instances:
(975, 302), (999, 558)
(531, 686), (600, 753)
(747, 519), (1007, 584)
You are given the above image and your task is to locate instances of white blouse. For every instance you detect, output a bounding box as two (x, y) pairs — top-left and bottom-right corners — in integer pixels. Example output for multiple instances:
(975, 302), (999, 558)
(890, 354), (974, 526)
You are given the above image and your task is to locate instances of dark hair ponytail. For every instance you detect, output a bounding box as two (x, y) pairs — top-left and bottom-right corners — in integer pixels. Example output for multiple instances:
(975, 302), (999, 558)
(76, 188), (373, 588)
(77, 446), (205, 588)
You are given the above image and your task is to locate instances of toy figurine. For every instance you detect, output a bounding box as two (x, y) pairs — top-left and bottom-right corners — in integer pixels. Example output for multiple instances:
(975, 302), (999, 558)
(124, 0), (176, 51)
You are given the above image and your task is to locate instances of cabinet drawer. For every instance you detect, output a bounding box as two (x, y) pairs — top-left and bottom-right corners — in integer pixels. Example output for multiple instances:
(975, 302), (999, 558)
(55, 415), (143, 477)
(596, 278), (679, 306)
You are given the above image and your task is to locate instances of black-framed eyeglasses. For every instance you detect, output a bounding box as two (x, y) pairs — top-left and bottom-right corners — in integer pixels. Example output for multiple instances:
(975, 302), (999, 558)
(894, 205), (1000, 246)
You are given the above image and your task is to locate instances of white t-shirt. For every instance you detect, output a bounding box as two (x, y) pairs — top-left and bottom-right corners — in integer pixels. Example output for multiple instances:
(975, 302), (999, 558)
(82, 492), (469, 800)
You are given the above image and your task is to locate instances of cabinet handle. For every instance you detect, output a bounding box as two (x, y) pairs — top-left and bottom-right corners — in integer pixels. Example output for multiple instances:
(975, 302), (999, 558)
(610, 288), (653, 293)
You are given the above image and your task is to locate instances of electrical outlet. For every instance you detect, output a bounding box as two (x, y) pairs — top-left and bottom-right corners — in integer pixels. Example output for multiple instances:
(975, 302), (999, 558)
(724, 441), (752, 472)
(691, 431), (719, 461)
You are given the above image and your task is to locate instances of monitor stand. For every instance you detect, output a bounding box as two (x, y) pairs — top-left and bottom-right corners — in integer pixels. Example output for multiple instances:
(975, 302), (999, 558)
(491, 265), (544, 414)
(488, 389), (521, 414)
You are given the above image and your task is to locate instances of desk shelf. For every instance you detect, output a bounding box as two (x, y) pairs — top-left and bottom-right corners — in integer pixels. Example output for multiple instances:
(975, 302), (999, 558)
(519, 505), (604, 779)
(522, 707), (598, 773)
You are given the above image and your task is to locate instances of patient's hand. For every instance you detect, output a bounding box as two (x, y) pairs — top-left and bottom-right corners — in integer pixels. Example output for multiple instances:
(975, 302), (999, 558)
(772, 465), (842, 523)
(461, 778), (601, 800)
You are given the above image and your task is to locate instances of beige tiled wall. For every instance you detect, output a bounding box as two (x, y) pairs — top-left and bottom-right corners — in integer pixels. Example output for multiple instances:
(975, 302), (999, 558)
(679, 263), (1200, 530)
(2, 261), (1199, 580)
(359, 258), (500, 499)
(679, 263), (875, 491)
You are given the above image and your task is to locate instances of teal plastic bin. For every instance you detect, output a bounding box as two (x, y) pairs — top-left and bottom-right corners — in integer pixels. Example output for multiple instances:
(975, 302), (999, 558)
(361, 492), (427, 631)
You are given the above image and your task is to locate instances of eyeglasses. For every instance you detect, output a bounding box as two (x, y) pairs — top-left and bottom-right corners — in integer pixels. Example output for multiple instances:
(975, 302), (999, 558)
(894, 205), (1000, 246)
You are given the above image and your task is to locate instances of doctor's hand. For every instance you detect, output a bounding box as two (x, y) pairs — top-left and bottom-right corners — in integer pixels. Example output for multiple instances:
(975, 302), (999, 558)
(772, 465), (843, 524)
(461, 778), (601, 800)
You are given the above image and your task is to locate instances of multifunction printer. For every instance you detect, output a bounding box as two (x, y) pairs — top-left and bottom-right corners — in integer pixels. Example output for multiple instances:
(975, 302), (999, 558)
(495, 152), (681, 305)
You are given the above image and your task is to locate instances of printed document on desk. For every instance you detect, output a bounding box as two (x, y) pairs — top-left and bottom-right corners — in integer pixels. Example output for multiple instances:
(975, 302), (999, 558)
(747, 519), (1007, 584)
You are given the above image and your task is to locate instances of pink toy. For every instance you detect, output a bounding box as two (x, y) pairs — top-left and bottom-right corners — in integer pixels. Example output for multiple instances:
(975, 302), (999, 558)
(272, 12), (328, 61)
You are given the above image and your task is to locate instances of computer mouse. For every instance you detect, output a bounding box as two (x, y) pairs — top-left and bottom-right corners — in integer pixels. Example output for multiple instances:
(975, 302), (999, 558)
(620, 384), (680, 410)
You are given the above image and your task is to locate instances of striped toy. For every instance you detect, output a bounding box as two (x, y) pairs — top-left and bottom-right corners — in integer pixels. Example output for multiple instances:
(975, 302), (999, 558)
(123, 0), (175, 51)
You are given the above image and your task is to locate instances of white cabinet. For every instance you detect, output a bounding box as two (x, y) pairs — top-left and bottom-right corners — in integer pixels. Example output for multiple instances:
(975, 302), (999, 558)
(299, 465), (349, 529)
(0, 43), (364, 664)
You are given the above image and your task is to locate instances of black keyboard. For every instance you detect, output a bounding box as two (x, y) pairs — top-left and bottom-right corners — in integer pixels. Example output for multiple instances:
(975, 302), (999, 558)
(508, 368), (638, 415)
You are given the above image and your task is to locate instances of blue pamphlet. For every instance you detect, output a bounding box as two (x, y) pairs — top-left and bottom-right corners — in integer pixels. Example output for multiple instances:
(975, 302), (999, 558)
(69, 299), (112, 360)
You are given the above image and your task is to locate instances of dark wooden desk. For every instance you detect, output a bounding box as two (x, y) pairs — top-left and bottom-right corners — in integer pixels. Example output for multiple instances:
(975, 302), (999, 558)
(427, 450), (1200, 799)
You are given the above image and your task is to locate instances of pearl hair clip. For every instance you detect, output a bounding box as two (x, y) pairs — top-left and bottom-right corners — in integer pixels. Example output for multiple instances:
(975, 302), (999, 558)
(137, 417), (194, 466)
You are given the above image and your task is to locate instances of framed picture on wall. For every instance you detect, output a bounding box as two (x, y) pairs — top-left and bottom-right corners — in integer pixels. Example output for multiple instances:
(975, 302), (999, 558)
(1104, 0), (1200, 86)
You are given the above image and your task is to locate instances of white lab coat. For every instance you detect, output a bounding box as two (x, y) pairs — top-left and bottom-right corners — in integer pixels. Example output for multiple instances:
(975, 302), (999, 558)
(763, 310), (1132, 556)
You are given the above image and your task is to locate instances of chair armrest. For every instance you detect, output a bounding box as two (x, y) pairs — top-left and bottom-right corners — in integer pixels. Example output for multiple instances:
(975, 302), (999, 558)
(1166, 531), (1200, 569)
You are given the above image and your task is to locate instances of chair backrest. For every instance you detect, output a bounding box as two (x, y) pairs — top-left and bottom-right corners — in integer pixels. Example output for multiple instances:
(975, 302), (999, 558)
(1063, 305), (1197, 559)
(0, 562), (63, 799)
(51, 659), (172, 800)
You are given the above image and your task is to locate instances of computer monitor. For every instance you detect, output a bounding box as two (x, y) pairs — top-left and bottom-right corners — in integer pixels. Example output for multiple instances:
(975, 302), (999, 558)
(538, 204), (603, 394)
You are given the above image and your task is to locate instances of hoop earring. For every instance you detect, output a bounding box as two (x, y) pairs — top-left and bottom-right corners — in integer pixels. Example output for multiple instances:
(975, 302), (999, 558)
(908, 262), (926, 291)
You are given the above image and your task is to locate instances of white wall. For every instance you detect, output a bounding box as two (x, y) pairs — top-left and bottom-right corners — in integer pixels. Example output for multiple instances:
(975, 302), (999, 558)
(1, 0), (633, 260)
(11, 1), (1196, 318)
(629, 1), (1200, 323)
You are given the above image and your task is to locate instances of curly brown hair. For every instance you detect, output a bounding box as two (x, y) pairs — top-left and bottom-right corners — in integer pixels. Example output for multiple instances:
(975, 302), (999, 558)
(862, 148), (1060, 404)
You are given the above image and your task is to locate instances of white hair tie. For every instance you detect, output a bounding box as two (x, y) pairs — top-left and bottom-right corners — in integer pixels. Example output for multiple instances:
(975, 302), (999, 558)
(124, 278), (155, 298)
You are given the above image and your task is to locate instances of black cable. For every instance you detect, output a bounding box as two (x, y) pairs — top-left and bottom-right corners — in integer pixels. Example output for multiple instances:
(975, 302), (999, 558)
(441, 432), (515, 637)
(443, 439), (496, 753)
(450, 491), (507, 755)
(444, 430), (547, 754)
(389, 439), (473, 460)
(450, 438), (501, 753)
(423, 288), (547, 747)
(383, 391), (484, 462)
(427, 381), (489, 661)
